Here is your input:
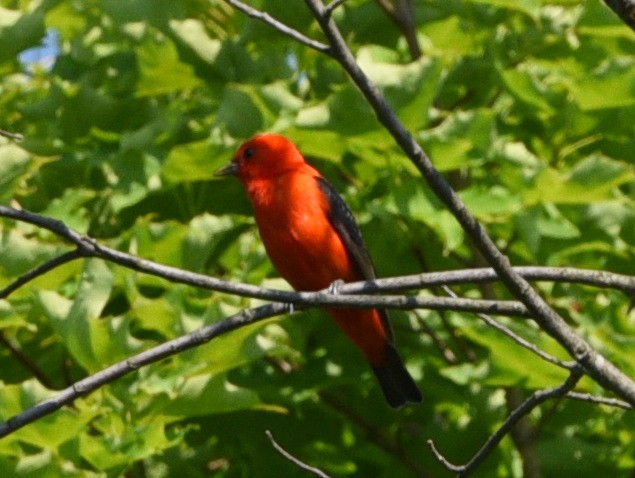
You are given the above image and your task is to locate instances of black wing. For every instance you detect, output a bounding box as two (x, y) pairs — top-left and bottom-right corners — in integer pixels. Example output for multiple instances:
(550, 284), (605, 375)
(316, 176), (394, 342)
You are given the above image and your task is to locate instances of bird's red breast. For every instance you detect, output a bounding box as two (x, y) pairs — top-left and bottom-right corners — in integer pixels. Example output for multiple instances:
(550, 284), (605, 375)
(216, 133), (422, 407)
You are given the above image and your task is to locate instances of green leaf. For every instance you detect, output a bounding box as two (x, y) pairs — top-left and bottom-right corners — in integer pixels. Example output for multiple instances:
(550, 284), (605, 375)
(0, 144), (31, 201)
(160, 373), (270, 418)
(0, 380), (96, 448)
(500, 67), (556, 113)
(461, 322), (570, 389)
(41, 259), (114, 372)
(213, 85), (265, 137)
(419, 109), (496, 171)
(163, 140), (231, 183)
(169, 18), (222, 65)
(569, 61), (635, 110)
(460, 186), (522, 218)
(0, 6), (45, 65)
(136, 33), (203, 97)
(525, 156), (634, 205)
(357, 46), (442, 130)
(40, 188), (95, 233)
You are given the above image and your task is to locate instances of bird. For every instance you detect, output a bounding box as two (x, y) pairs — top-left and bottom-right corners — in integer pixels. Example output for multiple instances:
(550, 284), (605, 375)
(216, 133), (422, 408)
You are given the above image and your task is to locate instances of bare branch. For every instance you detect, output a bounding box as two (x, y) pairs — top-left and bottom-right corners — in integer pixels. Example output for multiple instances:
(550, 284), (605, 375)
(0, 249), (82, 298)
(355, 267), (635, 296)
(3, 206), (634, 299)
(603, 0), (635, 31)
(442, 286), (575, 370)
(428, 368), (585, 475)
(324, 0), (347, 16)
(566, 392), (632, 410)
(0, 303), (290, 438)
(0, 206), (529, 318)
(375, 0), (421, 60)
(223, 0), (332, 54)
(0, 128), (23, 141)
(0, 332), (55, 389)
(266, 430), (332, 478)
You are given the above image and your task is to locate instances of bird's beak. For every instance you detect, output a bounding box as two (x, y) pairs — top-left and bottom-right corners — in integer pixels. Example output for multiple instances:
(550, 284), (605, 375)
(215, 161), (239, 177)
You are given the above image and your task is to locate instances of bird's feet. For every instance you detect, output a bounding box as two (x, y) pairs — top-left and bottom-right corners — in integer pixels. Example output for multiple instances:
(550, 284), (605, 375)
(328, 279), (345, 295)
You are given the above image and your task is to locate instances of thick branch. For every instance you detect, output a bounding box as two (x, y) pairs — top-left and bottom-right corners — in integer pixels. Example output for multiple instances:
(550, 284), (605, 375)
(297, 0), (635, 404)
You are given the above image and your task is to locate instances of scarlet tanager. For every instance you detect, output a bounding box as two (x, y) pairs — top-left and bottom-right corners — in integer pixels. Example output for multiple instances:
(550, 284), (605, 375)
(216, 133), (422, 408)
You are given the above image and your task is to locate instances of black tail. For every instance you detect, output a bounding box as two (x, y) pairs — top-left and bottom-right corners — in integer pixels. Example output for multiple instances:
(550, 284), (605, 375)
(372, 344), (423, 408)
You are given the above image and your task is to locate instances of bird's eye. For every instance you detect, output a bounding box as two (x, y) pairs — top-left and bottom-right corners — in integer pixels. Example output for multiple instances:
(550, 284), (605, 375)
(243, 147), (255, 160)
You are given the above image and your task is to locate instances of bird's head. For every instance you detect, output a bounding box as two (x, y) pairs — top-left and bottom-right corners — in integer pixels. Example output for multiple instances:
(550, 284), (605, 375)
(215, 133), (305, 182)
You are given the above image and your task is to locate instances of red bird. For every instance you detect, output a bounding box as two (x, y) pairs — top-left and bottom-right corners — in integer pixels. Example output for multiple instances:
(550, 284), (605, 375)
(216, 133), (422, 408)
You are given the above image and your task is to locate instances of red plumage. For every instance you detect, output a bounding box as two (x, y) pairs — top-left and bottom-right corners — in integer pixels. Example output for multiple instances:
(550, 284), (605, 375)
(216, 133), (422, 408)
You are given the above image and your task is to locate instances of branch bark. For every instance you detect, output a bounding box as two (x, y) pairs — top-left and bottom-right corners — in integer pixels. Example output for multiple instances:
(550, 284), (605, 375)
(0, 303), (289, 438)
(428, 368), (584, 475)
(298, 0), (635, 405)
(603, 0), (635, 31)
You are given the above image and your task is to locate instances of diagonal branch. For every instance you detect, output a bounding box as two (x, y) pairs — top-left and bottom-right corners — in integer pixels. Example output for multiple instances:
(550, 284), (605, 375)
(603, 0), (635, 31)
(428, 367), (585, 475)
(224, 0), (332, 54)
(0, 302), (290, 438)
(0, 128), (23, 141)
(266, 430), (332, 478)
(296, 0), (635, 405)
(0, 249), (83, 298)
(441, 286), (575, 370)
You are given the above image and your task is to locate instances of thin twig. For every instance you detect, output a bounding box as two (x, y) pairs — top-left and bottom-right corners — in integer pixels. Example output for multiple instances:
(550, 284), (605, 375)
(0, 207), (531, 317)
(266, 430), (332, 478)
(413, 311), (458, 364)
(442, 286), (575, 370)
(0, 128), (23, 141)
(324, 0), (347, 16)
(0, 332), (55, 389)
(223, 0), (332, 54)
(428, 368), (585, 475)
(2, 207), (634, 299)
(566, 391), (632, 410)
(0, 249), (82, 298)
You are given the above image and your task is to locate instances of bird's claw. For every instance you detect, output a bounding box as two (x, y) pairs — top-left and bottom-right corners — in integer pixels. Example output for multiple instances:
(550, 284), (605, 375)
(328, 279), (345, 295)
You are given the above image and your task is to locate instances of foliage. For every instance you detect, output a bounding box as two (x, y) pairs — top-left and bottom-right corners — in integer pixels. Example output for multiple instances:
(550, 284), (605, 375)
(0, 0), (634, 476)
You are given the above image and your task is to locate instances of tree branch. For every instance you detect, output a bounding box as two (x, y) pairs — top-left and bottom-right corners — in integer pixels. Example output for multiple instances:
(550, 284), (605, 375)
(428, 367), (585, 475)
(298, 0), (635, 405)
(603, 0), (635, 31)
(375, 0), (422, 60)
(0, 249), (82, 298)
(0, 332), (55, 389)
(441, 286), (575, 370)
(0, 128), (23, 141)
(2, 206), (633, 306)
(0, 303), (290, 438)
(266, 430), (332, 478)
(223, 0), (332, 54)
(566, 391), (632, 410)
